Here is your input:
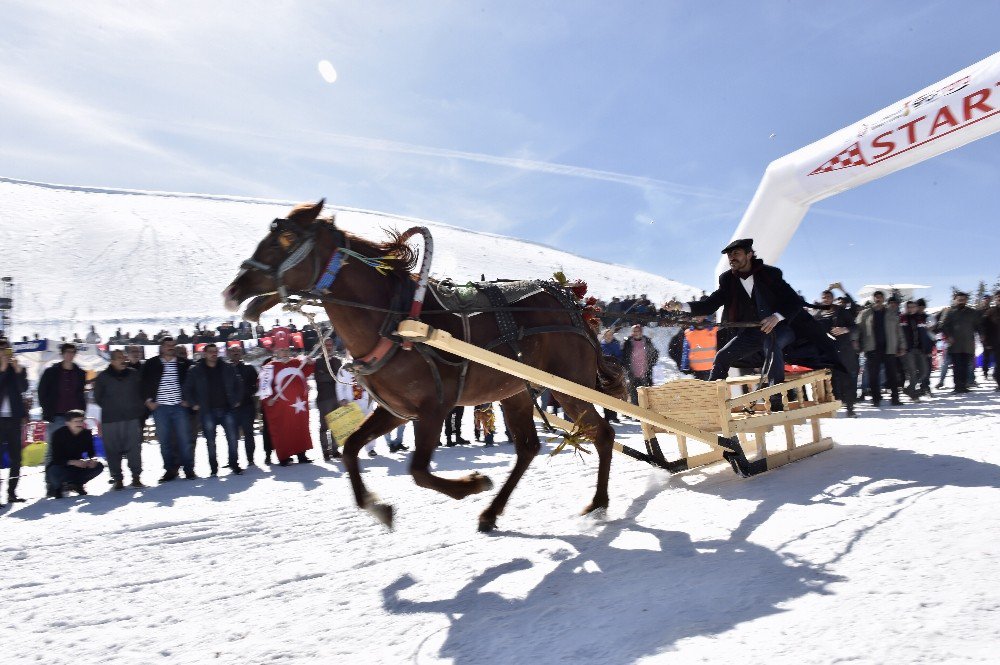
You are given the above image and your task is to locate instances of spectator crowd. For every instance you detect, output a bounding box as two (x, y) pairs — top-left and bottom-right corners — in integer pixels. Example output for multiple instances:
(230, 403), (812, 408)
(1, 282), (998, 509)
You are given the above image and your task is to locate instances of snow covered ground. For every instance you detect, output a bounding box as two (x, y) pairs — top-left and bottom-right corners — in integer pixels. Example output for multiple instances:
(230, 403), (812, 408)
(3, 177), (999, 663)
(3, 377), (999, 664)
(0, 177), (700, 341)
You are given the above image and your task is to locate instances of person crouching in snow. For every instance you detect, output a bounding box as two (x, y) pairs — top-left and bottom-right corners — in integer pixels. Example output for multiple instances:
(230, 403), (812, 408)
(335, 357), (377, 456)
(259, 338), (315, 466)
(46, 410), (104, 498)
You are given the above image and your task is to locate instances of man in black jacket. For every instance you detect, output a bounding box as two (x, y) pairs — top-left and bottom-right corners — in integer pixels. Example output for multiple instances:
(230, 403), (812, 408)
(0, 340), (29, 504)
(680, 239), (841, 411)
(811, 283), (860, 415)
(314, 337), (343, 460)
(94, 350), (147, 490)
(37, 343), (87, 449)
(900, 300), (933, 399)
(183, 343), (244, 476)
(621, 324), (659, 404)
(980, 291), (1000, 391)
(227, 345), (260, 465)
(141, 337), (195, 482)
(45, 409), (104, 498)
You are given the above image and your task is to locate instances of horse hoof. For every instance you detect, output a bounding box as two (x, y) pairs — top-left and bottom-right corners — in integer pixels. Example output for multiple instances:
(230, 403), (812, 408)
(478, 513), (497, 533)
(362, 494), (394, 530)
(470, 472), (494, 493)
(580, 500), (609, 516)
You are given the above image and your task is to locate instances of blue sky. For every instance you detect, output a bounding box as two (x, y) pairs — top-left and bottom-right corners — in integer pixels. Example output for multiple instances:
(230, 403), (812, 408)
(1, 1), (997, 305)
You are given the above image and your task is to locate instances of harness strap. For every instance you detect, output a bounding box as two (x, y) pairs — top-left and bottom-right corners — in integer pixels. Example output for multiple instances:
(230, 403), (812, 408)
(474, 282), (522, 358)
(356, 337), (396, 366)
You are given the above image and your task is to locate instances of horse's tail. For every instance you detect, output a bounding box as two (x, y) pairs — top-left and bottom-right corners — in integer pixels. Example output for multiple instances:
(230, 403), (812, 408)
(584, 324), (627, 400)
(596, 352), (628, 401)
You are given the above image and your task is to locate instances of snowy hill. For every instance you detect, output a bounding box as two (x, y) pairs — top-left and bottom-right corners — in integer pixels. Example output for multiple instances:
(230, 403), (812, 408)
(0, 177), (701, 339)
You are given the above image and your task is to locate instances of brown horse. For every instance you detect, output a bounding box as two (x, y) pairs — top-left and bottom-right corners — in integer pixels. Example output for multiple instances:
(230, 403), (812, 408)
(222, 200), (626, 532)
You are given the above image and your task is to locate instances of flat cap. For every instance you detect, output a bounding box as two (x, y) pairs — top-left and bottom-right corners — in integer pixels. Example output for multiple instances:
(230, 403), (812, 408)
(721, 238), (753, 254)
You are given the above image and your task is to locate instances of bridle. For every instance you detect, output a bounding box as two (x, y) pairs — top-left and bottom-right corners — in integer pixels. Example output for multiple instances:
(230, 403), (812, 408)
(238, 217), (348, 304)
(235, 212), (436, 418)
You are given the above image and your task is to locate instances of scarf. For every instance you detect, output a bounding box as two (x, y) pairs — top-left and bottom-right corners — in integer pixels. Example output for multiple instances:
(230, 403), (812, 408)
(257, 362), (274, 400)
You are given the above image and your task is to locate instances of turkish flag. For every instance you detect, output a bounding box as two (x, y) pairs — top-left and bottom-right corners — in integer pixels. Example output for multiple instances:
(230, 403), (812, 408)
(262, 357), (315, 460)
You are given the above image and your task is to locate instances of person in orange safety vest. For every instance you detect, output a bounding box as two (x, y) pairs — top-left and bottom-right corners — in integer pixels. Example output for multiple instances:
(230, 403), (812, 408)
(684, 325), (718, 380)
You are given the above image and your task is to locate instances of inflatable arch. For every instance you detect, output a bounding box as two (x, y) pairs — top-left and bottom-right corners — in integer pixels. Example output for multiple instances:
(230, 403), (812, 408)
(716, 51), (1000, 277)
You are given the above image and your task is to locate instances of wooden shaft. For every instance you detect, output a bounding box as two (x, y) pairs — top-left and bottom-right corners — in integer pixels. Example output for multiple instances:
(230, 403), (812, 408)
(397, 320), (728, 450)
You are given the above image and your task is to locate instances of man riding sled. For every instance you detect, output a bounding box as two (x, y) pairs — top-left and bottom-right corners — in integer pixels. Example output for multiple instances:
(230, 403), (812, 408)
(676, 238), (846, 411)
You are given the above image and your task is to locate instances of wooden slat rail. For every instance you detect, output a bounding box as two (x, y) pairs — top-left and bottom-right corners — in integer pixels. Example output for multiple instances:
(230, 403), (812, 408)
(726, 370), (829, 409)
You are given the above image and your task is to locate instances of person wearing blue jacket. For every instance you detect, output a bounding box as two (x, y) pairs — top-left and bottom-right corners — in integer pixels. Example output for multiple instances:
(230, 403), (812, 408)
(600, 329), (624, 423)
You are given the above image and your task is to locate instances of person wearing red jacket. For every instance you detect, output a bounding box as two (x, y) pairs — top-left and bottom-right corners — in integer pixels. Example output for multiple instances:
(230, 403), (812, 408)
(259, 339), (315, 466)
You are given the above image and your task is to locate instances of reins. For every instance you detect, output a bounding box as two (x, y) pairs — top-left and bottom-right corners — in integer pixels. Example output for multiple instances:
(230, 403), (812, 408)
(274, 292), (760, 330)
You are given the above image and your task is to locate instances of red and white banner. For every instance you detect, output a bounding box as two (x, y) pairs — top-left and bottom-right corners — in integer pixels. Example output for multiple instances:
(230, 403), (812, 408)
(718, 51), (1000, 276)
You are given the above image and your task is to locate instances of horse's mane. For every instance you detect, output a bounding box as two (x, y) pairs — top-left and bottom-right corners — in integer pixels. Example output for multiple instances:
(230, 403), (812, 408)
(322, 218), (418, 279)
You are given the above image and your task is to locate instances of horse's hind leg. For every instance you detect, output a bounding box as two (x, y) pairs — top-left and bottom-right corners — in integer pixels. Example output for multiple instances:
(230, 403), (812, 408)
(409, 411), (494, 500)
(341, 406), (406, 528)
(478, 391), (541, 533)
(556, 394), (615, 515)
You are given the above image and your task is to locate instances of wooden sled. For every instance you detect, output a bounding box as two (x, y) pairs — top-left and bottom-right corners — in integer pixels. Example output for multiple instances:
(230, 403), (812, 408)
(636, 369), (840, 474)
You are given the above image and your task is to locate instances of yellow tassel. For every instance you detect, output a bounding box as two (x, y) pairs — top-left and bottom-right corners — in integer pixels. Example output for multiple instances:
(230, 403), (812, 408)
(548, 423), (595, 457)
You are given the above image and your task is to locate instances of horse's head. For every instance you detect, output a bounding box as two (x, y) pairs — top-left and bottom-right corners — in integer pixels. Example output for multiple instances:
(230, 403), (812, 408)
(222, 199), (340, 322)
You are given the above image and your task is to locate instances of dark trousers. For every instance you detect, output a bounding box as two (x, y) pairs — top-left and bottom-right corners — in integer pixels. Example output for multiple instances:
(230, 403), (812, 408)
(233, 402), (257, 463)
(316, 397), (337, 457)
(261, 409), (273, 457)
(102, 419), (142, 482)
(951, 353), (973, 390)
(200, 407), (239, 470)
(628, 376), (652, 405)
(831, 341), (859, 408)
(0, 417), (22, 498)
(921, 353), (933, 393)
(710, 326), (795, 386)
(47, 461), (104, 492)
(864, 350), (900, 403)
(445, 407), (465, 440)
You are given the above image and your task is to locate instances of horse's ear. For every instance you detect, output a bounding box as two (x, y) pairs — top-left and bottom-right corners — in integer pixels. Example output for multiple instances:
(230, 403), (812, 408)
(287, 199), (325, 225)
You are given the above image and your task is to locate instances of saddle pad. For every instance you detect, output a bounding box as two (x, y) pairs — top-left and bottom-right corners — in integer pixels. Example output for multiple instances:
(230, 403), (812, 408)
(429, 279), (544, 317)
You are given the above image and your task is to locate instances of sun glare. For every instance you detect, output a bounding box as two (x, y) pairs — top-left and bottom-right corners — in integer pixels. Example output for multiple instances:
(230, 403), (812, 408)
(317, 60), (338, 84)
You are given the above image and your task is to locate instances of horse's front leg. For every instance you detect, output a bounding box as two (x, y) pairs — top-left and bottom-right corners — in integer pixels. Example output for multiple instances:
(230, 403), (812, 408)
(341, 406), (406, 529)
(409, 412), (494, 500)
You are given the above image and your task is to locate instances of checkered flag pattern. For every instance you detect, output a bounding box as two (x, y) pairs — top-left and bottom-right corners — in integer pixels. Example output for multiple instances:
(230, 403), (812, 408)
(808, 142), (868, 175)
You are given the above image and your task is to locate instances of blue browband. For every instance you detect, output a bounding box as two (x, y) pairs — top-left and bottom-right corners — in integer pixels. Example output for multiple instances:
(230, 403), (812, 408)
(313, 250), (345, 293)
